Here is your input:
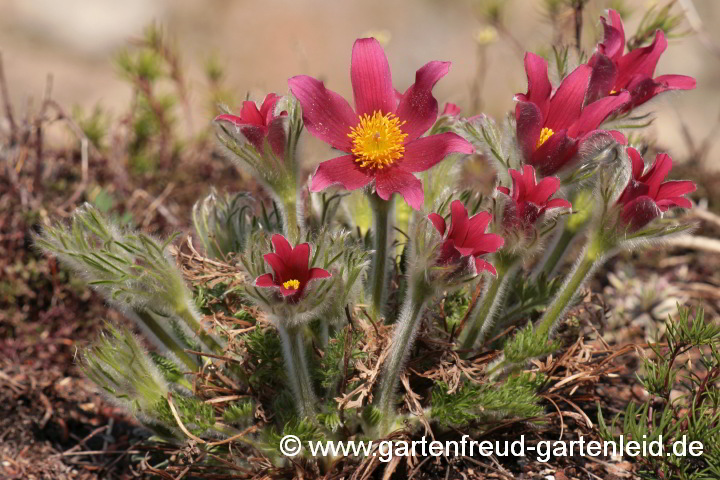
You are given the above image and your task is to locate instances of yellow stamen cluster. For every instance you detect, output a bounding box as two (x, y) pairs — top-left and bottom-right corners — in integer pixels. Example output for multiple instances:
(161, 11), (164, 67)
(536, 127), (555, 149)
(282, 279), (300, 290)
(348, 111), (408, 169)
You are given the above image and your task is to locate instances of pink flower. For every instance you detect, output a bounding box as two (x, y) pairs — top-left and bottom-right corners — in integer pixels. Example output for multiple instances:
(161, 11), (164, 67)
(215, 93), (287, 156)
(497, 165), (571, 228)
(587, 10), (696, 109)
(288, 38), (473, 210)
(515, 53), (630, 176)
(442, 102), (462, 117)
(616, 148), (695, 230)
(255, 234), (331, 299)
(428, 200), (504, 275)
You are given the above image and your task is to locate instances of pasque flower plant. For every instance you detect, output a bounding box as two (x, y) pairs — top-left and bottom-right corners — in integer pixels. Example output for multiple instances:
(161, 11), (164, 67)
(290, 37), (473, 317)
(37, 8), (701, 475)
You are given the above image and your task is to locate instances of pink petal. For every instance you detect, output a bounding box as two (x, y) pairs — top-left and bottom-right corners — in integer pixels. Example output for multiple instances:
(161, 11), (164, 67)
(472, 233), (505, 255)
(442, 102), (461, 116)
(401, 133), (473, 172)
(656, 180), (696, 199)
(396, 61), (451, 141)
(310, 155), (374, 192)
(475, 257), (497, 276)
(271, 234), (293, 259)
(214, 113), (245, 126)
(428, 213), (447, 235)
(657, 197), (692, 210)
(309, 267), (332, 280)
(628, 147), (645, 180)
(621, 196), (661, 229)
(447, 200), (469, 243)
(586, 53), (618, 105)
(288, 75), (357, 151)
(616, 30), (667, 88)
(241, 101), (264, 126)
(531, 176), (561, 204)
(259, 93), (281, 122)
(516, 52), (552, 118)
(545, 64), (592, 130)
(569, 91), (630, 137)
(544, 198), (572, 210)
(290, 243), (311, 279)
(351, 38), (396, 116)
(465, 211), (492, 242)
(508, 168), (525, 201)
(598, 11), (626, 60)
(255, 273), (276, 287)
(266, 116), (287, 157)
(640, 153), (673, 193)
(515, 101), (544, 160)
(654, 74), (696, 91)
(374, 169), (424, 210)
(264, 252), (289, 279)
(496, 186), (510, 195)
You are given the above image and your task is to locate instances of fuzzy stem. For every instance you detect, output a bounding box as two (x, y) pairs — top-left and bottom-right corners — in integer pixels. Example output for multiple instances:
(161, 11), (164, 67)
(536, 231), (611, 339)
(176, 304), (224, 355)
(277, 184), (302, 244)
(458, 260), (517, 353)
(134, 309), (198, 372)
(277, 323), (317, 419)
(367, 193), (395, 319)
(535, 226), (576, 279)
(375, 276), (433, 434)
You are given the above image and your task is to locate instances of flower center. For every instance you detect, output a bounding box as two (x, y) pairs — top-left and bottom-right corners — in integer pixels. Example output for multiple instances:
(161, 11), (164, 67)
(536, 127), (554, 149)
(348, 111), (408, 169)
(282, 279), (300, 290)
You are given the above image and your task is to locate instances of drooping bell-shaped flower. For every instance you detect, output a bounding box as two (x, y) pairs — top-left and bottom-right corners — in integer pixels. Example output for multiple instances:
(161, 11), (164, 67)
(215, 93), (287, 157)
(497, 165), (571, 229)
(428, 200), (504, 275)
(586, 10), (696, 109)
(616, 148), (695, 230)
(289, 38), (473, 210)
(515, 53), (630, 175)
(255, 234), (331, 299)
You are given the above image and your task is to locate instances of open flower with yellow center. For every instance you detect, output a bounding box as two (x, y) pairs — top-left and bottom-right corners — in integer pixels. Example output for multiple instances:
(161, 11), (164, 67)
(514, 53), (631, 176)
(289, 38), (473, 210)
(255, 234), (331, 299)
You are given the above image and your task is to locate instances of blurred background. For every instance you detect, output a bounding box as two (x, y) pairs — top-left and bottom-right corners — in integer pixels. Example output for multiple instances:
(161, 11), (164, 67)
(1, 0), (718, 166)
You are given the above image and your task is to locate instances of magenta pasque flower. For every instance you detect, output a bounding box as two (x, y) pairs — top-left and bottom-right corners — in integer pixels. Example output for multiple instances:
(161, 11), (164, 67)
(515, 53), (630, 176)
(288, 38), (473, 210)
(586, 10), (696, 109)
(428, 200), (504, 275)
(255, 234), (331, 299)
(442, 102), (462, 117)
(616, 148), (695, 230)
(497, 165), (571, 228)
(215, 93), (287, 156)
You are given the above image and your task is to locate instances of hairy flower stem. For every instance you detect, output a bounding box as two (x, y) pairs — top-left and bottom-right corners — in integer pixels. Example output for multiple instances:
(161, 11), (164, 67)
(368, 193), (395, 319)
(276, 183), (302, 244)
(176, 305), (225, 355)
(375, 275), (433, 435)
(534, 227), (576, 279)
(277, 323), (317, 419)
(134, 309), (198, 372)
(459, 257), (518, 354)
(536, 230), (613, 339)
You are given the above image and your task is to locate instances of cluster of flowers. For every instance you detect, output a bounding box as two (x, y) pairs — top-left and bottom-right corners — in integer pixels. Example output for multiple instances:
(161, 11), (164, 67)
(212, 9), (697, 433)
